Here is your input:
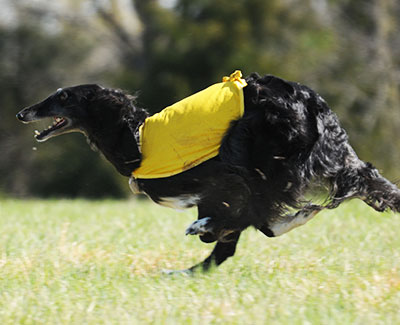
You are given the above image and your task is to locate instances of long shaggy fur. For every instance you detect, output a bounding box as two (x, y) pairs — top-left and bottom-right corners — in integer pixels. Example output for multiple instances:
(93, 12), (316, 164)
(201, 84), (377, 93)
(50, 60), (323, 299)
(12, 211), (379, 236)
(17, 73), (400, 272)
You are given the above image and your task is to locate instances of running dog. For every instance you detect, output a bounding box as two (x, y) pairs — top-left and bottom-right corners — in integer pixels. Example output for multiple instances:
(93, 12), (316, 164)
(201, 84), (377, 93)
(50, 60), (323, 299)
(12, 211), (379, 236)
(17, 72), (400, 273)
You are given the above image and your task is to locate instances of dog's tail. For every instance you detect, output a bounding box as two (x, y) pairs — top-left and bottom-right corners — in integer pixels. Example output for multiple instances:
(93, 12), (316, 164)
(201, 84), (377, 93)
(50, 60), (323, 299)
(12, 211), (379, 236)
(329, 161), (400, 213)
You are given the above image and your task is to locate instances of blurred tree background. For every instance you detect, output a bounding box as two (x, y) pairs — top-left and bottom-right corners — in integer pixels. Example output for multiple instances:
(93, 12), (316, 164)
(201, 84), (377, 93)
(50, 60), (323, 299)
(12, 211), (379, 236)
(0, 0), (399, 198)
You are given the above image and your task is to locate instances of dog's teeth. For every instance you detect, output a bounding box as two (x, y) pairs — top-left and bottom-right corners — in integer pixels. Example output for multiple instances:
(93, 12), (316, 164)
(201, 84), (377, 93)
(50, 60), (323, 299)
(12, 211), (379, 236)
(34, 130), (40, 135)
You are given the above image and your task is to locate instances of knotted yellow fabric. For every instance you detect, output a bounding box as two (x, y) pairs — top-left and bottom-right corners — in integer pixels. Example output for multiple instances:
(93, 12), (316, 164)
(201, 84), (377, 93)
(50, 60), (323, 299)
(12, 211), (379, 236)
(132, 70), (247, 179)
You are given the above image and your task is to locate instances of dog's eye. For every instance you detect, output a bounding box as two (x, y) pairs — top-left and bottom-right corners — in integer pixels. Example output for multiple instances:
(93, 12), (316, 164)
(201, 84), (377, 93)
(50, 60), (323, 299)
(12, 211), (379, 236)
(59, 91), (68, 101)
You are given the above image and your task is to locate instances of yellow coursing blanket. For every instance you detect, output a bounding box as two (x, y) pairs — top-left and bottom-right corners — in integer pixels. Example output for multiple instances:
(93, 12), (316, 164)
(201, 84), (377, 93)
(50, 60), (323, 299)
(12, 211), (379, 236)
(132, 70), (247, 179)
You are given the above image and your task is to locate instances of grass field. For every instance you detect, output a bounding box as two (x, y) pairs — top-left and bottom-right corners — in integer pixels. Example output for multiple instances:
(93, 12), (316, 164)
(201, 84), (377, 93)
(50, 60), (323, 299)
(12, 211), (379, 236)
(0, 198), (399, 324)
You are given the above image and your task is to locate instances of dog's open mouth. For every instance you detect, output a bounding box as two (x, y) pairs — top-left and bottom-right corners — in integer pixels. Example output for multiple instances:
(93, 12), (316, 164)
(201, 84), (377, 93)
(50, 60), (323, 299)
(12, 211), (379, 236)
(34, 117), (70, 142)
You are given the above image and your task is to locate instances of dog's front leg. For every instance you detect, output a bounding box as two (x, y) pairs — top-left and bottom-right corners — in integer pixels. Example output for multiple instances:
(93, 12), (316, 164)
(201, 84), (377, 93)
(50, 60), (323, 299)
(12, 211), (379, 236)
(163, 231), (241, 275)
(185, 217), (214, 236)
(185, 216), (239, 243)
(190, 231), (241, 272)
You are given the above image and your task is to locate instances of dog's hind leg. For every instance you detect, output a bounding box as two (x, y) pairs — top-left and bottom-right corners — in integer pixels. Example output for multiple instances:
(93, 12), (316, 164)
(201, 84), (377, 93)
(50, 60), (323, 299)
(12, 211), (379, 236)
(258, 203), (324, 237)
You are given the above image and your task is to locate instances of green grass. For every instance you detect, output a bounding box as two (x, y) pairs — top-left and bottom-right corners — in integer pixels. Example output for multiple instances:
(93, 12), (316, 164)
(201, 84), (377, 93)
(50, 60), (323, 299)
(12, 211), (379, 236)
(0, 199), (399, 324)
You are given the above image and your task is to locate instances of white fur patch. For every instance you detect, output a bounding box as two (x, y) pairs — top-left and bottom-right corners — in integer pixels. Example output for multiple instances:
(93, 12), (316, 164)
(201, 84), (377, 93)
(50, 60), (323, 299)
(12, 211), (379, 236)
(270, 209), (320, 237)
(159, 194), (201, 210)
(300, 90), (311, 99)
(317, 95), (326, 103)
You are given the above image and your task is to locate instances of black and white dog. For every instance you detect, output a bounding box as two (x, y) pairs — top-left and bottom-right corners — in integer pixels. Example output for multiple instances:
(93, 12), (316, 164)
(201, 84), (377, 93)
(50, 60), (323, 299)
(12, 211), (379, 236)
(17, 73), (400, 272)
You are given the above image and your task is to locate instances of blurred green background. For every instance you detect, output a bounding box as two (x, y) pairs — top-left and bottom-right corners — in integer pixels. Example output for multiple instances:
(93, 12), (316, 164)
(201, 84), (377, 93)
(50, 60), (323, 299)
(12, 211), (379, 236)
(0, 0), (399, 198)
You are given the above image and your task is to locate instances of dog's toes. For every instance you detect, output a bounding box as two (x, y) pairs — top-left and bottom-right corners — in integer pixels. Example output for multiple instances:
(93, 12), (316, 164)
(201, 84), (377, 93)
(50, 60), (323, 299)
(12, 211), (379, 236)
(185, 217), (213, 236)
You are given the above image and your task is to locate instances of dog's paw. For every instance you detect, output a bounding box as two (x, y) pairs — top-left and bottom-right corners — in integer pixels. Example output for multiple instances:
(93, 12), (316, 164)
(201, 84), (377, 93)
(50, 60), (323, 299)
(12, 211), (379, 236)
(185, 217), (213, 236)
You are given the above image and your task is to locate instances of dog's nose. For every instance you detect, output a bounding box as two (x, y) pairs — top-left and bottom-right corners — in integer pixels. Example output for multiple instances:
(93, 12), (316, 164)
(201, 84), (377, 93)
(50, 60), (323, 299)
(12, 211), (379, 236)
(16, 112), (24, 121)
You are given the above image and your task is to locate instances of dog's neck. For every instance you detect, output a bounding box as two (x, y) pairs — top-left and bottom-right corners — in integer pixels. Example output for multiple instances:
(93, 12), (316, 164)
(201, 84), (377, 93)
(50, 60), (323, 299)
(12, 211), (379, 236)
(84, 99), (147, 177)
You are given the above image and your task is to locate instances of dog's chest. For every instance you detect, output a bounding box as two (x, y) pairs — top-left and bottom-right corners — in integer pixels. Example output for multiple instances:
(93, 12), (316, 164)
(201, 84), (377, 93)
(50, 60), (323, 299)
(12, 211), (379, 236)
(129, 177), (200, 210)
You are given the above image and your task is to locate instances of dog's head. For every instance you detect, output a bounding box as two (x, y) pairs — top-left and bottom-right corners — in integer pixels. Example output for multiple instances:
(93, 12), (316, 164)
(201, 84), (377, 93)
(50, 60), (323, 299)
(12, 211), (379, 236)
(16, 84), (103, 142)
